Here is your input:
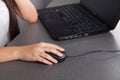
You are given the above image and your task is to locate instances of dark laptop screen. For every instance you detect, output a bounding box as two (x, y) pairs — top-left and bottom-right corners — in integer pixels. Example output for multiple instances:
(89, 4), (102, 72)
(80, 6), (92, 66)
(81, 0), (120, 29)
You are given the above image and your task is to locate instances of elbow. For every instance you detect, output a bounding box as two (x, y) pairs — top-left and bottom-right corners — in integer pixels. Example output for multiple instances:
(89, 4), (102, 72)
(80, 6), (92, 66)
(28, 13), (38, 23)
(23, 12), (38, 23)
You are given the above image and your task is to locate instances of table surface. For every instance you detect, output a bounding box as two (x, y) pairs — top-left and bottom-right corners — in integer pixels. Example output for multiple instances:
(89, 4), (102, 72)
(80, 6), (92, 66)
(1, 0), (120, 80)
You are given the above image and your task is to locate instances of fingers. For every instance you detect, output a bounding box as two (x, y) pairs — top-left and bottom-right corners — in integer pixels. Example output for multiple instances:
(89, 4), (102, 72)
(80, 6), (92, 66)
(37, 52), (58, 65)
(40, 52), (58, 63)
(40, 42), (65, 52)
(39, 42), (65, 57)
(37, 57), (53, 65)
(43, 47), (63, 57)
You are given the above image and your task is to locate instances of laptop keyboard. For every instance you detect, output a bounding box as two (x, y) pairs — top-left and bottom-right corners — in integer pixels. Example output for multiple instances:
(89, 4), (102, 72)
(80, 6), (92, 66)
(55, 4), (107, 34)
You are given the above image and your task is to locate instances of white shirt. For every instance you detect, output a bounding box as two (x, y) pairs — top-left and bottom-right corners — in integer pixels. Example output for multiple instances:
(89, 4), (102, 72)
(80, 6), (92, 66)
(0, 0), (9, 46)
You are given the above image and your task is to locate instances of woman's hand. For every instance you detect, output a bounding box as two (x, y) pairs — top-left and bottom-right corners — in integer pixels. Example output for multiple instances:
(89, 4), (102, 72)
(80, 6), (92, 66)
(16, 42), (65, 65)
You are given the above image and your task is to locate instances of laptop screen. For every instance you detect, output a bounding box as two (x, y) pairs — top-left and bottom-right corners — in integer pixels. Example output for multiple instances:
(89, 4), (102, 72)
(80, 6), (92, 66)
(81, 0), (120, 29)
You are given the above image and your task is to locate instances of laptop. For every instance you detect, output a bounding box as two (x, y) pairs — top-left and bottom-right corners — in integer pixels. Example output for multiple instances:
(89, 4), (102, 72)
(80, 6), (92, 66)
(37, 0), (120, 40)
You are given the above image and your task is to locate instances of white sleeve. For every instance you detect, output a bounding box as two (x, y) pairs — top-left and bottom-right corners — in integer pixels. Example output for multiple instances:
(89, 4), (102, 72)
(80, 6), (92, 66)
(0, 1), (10, 46)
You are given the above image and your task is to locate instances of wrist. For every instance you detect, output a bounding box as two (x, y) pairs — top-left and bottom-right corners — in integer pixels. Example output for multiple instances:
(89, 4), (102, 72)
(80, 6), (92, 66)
(0, 46), (22, 62)
(10, 46), (21, 60)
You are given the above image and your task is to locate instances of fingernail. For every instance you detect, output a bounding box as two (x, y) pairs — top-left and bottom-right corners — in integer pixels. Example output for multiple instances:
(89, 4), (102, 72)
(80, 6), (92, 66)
(54, 60), (58, 63)
(58, 47), (65, 52)
(61, 48), (65, 51)
(60, 53), (63, 57)
(49, 63), (53, 65)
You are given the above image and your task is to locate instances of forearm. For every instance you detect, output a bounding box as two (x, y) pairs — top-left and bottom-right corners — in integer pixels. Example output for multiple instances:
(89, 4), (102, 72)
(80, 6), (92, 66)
(15, 0), (38, 23)
(0, 42), (65, 65)
(0, 47), (19, 62)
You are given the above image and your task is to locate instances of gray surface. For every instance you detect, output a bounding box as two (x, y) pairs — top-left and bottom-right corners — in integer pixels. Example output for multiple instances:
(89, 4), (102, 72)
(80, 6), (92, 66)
(30, 0), (52, 9)
(1, 0), (120, 80)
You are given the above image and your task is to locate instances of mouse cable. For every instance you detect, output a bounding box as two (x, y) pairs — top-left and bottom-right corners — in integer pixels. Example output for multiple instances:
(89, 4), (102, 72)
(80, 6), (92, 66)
(66, 50), (120, 58)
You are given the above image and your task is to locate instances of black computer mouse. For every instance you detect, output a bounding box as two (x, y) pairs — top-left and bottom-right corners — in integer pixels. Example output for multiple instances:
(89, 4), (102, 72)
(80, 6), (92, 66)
(47, 51), (66, 63)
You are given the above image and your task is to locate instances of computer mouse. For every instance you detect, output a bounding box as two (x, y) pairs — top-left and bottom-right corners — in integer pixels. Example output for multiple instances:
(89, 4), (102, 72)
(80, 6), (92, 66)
(47, 51), (66, 63)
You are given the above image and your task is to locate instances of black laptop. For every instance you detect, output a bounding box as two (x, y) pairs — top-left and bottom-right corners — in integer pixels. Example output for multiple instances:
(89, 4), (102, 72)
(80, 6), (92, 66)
(37, 0), (120, 40)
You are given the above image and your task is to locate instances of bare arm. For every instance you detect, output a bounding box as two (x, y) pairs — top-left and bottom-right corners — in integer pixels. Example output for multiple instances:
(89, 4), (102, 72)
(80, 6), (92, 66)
(0, 42), (64, 65)
(15, 0), (38, 23)
(0, 1), (65, 65)
(0, 47), (18, 62)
